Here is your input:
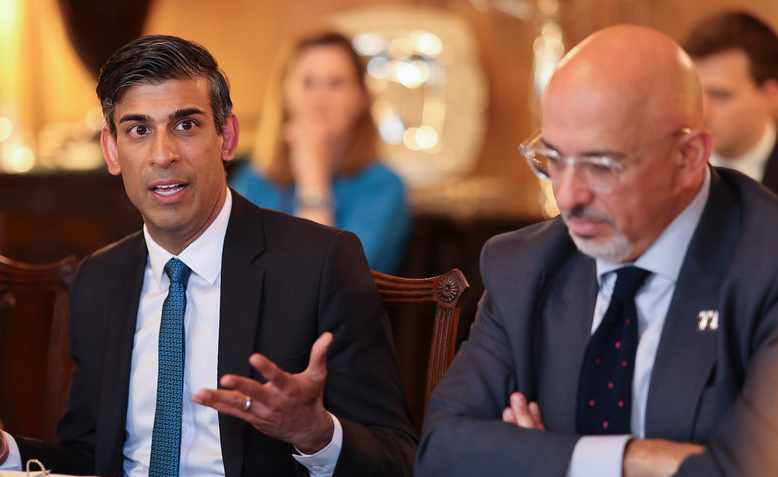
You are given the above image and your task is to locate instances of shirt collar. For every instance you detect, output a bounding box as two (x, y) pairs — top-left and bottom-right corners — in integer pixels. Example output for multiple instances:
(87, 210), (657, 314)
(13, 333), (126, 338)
(710, 122), (776, 180)
(596, 167), (711, 284)
(143, 188), (232, 287)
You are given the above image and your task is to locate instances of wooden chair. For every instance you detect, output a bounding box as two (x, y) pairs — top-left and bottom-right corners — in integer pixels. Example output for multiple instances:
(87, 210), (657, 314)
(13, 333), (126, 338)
(372, 268), (469, 431)
(0, 254), (78, 439)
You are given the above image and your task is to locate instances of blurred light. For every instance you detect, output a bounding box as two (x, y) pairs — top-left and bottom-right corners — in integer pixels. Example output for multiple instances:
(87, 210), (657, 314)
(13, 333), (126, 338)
(84, 107), (105, 132)
(402, 126), (439, 151)
(367, 56), (391, 80)
(394, 60), (429, 89)
(388, 37), (415, 59)
(3, 144), (35, 173)
(415, 126), (439, 150)
(402, 128), (422, 151)
(0, 117), (12, 142)
(353, 32), (386, 57)
(414, 31), (443, 57)
(376, 110), (405, 145)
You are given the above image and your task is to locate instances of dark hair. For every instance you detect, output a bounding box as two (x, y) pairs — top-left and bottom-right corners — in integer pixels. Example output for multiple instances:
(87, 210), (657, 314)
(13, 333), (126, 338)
(96, 34), (233, 135)
(684, 11), (778, 85)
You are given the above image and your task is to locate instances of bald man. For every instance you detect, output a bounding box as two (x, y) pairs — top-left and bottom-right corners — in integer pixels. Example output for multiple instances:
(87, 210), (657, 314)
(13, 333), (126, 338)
(417, 25), (778, 477)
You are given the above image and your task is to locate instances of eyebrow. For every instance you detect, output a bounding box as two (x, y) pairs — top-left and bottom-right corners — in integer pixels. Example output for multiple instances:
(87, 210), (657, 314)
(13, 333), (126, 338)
(117, 108), (207, 124)
(541, 138), (626, 159)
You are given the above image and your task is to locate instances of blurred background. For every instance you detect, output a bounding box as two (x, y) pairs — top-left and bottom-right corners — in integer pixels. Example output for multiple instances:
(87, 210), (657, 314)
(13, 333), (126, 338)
(1, 0), (777, 311)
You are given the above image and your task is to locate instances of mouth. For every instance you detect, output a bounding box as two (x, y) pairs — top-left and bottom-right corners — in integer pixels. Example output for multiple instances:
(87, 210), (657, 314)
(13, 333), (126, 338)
(564, 217), (610, 238)
(149, 181), (189, 201)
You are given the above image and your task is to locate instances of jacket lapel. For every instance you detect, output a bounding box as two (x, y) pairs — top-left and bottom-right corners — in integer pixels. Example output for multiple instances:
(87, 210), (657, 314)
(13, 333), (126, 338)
(645, 169), (740, 440)
(95, 233), (147, 474)
(537, 253), (598, 433)
(218, 193), (266, 477)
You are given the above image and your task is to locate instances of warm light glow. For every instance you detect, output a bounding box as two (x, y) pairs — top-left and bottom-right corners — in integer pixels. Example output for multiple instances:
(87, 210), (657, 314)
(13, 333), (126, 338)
(367, 56), (391, 80)
(402, 126), (439, 151)
(414, 126), (439, 150)
(353, 32), (386, 57)
(413, 31), (443, 57)
(393, 60), (429, 89)
(0, 116), (12, 141)
(3, 143), (35, 173)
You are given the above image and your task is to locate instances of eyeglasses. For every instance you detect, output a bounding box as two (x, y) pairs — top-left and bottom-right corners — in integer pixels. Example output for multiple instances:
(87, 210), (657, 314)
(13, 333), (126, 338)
(519, 129), (691, 194)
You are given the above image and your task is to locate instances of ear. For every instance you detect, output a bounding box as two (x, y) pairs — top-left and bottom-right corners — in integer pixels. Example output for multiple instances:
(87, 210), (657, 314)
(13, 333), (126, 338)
(220, 114), (240, 163)
(677, 130), (712, 183)
(100, 127), (122, 176)
(759, 79), (778, 104)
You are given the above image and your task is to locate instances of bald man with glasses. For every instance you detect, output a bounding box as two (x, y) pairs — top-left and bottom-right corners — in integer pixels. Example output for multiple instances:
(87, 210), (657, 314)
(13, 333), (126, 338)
(417, 25), (778, 477)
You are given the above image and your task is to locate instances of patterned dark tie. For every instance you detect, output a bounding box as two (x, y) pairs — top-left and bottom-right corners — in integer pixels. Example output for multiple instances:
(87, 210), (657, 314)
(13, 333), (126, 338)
(149, 258), (191, 477)
(576, 266), (650, 435)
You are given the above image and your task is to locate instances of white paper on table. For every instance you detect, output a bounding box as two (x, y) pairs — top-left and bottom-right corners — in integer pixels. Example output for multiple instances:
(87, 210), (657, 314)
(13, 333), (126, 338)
(0, 471), (97, 476)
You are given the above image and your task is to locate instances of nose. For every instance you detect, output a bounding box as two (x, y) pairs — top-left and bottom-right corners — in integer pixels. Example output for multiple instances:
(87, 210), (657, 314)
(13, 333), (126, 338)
(150, 129), (178, 168)
(552, 165), (594, 211)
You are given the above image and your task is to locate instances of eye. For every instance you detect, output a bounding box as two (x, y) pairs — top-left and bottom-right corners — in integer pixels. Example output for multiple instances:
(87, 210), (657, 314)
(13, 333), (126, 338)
(128, 124), (150, 137)
(174, 119), (197, 132)
(583, 159), (617, 177)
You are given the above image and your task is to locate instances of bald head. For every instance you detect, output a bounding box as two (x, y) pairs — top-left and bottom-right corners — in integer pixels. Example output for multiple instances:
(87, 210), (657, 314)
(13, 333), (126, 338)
(544, 25), (703, 145)
(539, 25), (712, 263)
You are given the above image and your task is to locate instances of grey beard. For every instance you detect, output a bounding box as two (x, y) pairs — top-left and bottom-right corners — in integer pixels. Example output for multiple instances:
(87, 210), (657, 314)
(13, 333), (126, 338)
(568, 230), (634, 263)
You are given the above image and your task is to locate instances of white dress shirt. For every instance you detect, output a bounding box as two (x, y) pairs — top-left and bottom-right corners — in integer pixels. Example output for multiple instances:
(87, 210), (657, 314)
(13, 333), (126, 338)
(710, 122), (776, 182)
(2, 188), (342, 476)
(566, 169), (711, 477)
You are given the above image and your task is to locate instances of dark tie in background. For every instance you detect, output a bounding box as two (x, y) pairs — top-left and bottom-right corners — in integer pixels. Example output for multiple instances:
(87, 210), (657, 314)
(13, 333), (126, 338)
(576, 266), (651, 435)
(149, 258), (192, 477)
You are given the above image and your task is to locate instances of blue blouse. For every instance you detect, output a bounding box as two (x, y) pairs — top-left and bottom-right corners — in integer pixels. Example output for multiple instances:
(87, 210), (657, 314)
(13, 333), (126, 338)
(230, 161), (410, 273)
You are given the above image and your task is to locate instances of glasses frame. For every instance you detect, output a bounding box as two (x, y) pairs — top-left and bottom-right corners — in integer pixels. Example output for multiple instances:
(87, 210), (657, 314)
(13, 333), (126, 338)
(519, 128), (692, 194)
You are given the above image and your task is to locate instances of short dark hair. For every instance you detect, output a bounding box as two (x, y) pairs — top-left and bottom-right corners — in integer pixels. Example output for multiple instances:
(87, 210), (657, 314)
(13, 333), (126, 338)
(96, 34), (233, 136)
(684, 11), (778, 86)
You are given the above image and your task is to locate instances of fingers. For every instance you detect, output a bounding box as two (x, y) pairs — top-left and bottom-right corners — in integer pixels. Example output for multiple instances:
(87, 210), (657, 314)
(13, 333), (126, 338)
(502, 407), (517, 424)
(507, 393), (545, 430)
(528, 401), (546, 430)
(219, 373), (273, 402)
(192, 388), (266, 423)
(306, 332), (332, 380)
(247, 353), (291, 390)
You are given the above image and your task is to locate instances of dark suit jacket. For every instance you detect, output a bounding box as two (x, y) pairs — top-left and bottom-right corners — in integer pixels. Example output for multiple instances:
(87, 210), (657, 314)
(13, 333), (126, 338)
(761, 130), (778, 194)
(417, 168), (778, 477)
(15, 192), (416, 476)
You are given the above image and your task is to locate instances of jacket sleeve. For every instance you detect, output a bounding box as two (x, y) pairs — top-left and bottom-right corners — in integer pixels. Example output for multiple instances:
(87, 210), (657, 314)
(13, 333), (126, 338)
(416, 239), (579, 477)
(316, 231), (417, 477)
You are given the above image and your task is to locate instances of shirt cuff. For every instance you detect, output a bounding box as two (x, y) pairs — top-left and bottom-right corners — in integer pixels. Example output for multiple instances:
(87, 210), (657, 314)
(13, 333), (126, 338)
(0, 431), (22, 470)
(292, 412), (343, 477)
(566, 434), (631, 477)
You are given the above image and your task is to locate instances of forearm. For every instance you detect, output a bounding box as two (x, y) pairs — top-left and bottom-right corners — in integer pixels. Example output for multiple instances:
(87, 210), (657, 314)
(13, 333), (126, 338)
(417, 416), (578, 477)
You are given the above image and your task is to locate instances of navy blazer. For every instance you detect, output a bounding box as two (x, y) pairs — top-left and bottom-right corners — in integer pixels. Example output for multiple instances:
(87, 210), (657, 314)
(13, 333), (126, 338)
(15, 192), (416, 476)
(418, 168), (778, 476)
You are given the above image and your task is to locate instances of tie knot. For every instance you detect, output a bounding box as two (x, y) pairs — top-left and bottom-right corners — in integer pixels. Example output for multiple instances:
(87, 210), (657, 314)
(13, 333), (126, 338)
(612, 266), (650, 300)
(164, 258), (191, 287)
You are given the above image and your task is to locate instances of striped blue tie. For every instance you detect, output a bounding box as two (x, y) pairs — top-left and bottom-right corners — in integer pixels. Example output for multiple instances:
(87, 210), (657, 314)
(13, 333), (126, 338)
(149, 258), (191, 477)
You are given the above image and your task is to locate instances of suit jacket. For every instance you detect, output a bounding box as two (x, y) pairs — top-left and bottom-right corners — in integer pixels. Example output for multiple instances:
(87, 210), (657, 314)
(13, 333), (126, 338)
(761, 129), (778, 194)
(15, 192), (416, 476)
(417, 168), (778, 477)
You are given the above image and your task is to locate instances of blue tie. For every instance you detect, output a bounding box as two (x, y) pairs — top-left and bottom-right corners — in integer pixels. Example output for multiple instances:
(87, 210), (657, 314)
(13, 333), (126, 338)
(149, 258), (191, 477)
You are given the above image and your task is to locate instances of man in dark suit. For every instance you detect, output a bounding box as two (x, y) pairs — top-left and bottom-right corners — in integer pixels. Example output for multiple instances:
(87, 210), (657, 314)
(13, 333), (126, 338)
(684, 11), (778, 194)
(417, 25), (778, 477)
(0, 35), (415, 476)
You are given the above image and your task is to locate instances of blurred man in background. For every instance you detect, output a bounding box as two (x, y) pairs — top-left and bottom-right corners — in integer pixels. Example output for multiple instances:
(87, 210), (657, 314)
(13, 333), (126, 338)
(685, 10), (778, 193)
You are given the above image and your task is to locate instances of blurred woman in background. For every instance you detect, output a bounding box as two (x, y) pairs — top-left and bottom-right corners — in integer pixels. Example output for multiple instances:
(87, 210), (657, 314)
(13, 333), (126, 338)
(231, 31), (410, 273)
